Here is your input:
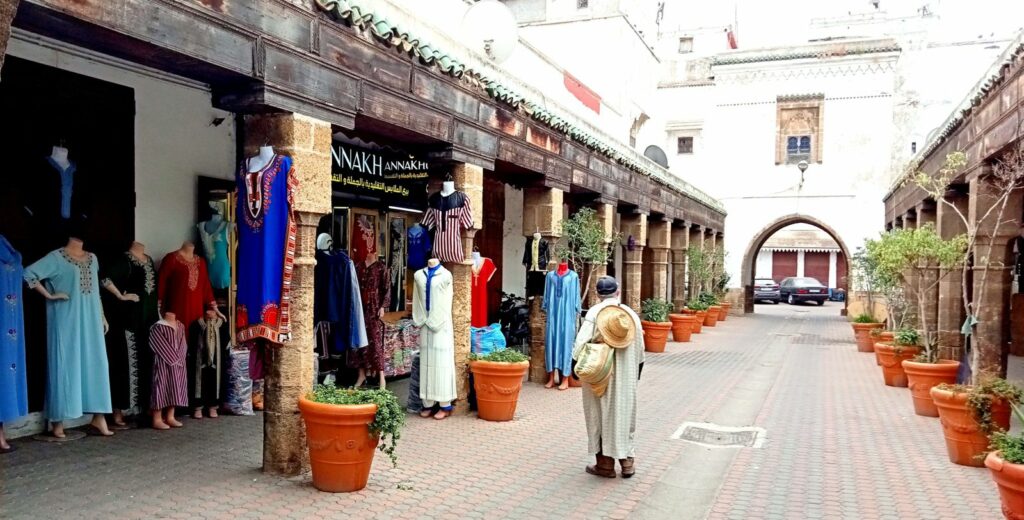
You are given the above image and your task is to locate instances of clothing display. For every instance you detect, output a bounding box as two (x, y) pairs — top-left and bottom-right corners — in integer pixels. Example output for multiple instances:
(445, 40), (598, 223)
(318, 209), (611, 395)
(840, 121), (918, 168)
(471, 257), (496, 327)
(412, 265), (456, 407)
(314, 249), (368, 353)
(24, 248), (112, 421)
(149, 319), (189, 409)
(382, 319), (420, 377)
(0, 236), (28, 423)
(388, 219), (406, 312)
(188, 317), (228, 409)
(543, 269), (581, 375)
(102, 251), (159, 412)
(347, 261), (391, 372)
(351, 215), (377, 264)
(421, 191), (473, 264)
(20, 157), (90, 247)
(407, 224), (432, 272)
(198, 217), (231, 290)
(236, 154), (298, 344)
(157, 252), (216, 329)
(522, 236), (550, 271)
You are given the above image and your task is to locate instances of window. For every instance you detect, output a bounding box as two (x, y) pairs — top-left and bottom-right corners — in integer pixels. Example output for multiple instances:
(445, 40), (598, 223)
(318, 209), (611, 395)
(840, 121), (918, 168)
(678, 37), (694, 54)
(677, 136), (694, 154)
(775, 94), (824, 164)
(577, 0), (588, 8)
(786, 135), (811, 163)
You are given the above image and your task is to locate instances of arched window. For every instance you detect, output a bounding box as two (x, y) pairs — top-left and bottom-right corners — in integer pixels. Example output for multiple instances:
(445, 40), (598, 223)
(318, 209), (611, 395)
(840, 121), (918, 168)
(786, 135), (811, 163)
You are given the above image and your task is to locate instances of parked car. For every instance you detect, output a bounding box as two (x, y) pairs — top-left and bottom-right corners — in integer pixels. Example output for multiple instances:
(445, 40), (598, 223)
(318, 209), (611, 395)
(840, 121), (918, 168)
(779, 277), (828, 305)
(754, 278), (781, 304)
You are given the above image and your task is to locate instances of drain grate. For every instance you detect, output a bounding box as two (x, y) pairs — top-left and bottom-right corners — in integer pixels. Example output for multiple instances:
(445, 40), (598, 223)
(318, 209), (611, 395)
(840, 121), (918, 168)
(671, 422), (765, 448)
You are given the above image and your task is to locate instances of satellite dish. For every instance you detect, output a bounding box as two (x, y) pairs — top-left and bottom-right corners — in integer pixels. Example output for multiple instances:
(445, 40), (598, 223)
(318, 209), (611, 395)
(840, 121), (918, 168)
(644, 145), (669, 168)
(461, 0), (518, 64)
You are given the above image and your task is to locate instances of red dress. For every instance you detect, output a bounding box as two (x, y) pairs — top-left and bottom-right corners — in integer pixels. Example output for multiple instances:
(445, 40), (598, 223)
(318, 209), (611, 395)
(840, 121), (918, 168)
(157, 252), (216, 328)
(347, 260), (391, 371)
(471, 258), (496, 327)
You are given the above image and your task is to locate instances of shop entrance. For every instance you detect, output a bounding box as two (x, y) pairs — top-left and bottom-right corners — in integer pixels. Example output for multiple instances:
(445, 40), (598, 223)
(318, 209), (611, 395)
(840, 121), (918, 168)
(0, 56), (136, 413)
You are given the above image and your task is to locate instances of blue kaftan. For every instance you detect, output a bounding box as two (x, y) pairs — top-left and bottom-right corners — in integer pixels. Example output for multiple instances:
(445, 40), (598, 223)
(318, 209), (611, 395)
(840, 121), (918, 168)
(542, 270), (581, 374)
(24, 248), (111, 421)
(0, 236), (28, 422)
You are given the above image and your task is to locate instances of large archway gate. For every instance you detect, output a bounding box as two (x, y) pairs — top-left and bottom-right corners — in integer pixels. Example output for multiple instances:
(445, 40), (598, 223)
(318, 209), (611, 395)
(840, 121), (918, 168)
(740, 213), (852, 315)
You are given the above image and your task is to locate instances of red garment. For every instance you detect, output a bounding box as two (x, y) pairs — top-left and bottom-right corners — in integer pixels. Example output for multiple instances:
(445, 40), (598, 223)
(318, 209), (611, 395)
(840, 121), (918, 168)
(471, 257), (496, 327)
(157, 252), (215, 328)
(347, 260), (391, 371)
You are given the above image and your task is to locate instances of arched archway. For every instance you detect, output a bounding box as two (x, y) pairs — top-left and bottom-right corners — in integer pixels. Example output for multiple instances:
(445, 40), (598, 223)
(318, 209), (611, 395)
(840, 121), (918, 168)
(740, 213), (853, 315)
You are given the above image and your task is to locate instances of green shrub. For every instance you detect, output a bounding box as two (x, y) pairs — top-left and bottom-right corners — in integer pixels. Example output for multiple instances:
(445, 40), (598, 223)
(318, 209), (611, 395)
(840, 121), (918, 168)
(852, 313), (877, 324)
(697, 292), (719, 306)
(641, 298), (673, 323)
(894, 328), (919, 346)
(308, 385), (404, 467)
(470, 348), (529, 363)
(686, 300), (709, 311)
(991, 403), (1024, 464)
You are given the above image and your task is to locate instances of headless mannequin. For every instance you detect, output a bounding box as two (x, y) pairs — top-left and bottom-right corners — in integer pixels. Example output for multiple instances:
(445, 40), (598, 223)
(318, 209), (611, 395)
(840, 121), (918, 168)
(419, 258), (451, 420)
(427, 258), (440, 268)
(101, 241), (145, 426)
(193, 309), (221, 420)
(50, 145), (71, 170)
(248, 145), (276, 173)
(355, 255), (387, 390)
(178, 242), (226, 321)
(557, 261), (569, 276)
(546, 260), (572, 390)
(31, 237), (113, 437)
(440, 180), (456, 197)
(152, 312), (183, 430)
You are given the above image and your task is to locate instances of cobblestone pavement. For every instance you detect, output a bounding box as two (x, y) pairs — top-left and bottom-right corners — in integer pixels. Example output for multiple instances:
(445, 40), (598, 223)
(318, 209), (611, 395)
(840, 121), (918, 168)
(1, 303), (1010, 519)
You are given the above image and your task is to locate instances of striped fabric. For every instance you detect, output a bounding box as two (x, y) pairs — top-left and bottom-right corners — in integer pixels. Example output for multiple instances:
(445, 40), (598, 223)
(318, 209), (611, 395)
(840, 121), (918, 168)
(149, 320), (189, 409)
(421, 191), (473, 263)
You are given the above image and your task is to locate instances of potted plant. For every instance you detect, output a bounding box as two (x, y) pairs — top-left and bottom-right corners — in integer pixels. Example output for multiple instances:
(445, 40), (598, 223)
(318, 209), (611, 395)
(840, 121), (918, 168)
(985, 403), (1024, 518)
(710, 247), (732, 321)
(851, 313), (884, 353)
(469, 348), (530, 422)
(298, 385), (404, 492)
(684, 300), (709, 334)
(931, 378), (1021, 467)
(876, 328), (921, 387)
(641, 298), (673, 353)
(669, 312), (696, 342)
(698, 292), (721, 327)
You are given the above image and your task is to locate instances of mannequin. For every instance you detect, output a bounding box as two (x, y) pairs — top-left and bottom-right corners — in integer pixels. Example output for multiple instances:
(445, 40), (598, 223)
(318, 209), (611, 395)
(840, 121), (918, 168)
(248, 145), (276, 173)
(189, 309), (229, 419)
(24, 236), (113, 438)
(542, 261), (581, 390)
(0, 235), (28, 452)
(50, 145), (71, 170)
(314, 233), (368, 355)
(557, 261), (569, 276)
(102, 241), (152, 428)
(523, 232), (550, 296)
(471, 251), (496, 328)
(422, 184), (473, 263)
(440, 180), (456, 196)
(349, 252), (391, 389)
(198, 201), (231, 290)
(149, 311), (188, 429)
(414, 257), (457, 420)
(158, 242), (223, 330)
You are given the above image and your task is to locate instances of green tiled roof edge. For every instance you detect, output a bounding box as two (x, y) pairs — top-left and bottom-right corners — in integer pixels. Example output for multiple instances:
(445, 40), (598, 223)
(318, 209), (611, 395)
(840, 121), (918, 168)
(712, 42), (901, 66)
(314, 0), (726, 215)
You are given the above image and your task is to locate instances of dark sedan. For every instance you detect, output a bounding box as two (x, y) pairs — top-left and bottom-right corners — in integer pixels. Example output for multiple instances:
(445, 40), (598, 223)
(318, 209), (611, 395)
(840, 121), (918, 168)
(779, 277), (828, 305)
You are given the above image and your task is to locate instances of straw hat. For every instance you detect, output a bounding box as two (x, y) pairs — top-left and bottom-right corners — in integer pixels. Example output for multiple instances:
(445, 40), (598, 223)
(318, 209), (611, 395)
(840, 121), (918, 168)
(596, 305), (636, 349)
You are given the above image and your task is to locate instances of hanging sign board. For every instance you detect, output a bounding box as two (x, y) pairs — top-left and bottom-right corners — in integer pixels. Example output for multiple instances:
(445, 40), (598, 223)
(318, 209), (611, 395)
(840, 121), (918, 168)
(330, 141), (430, 210)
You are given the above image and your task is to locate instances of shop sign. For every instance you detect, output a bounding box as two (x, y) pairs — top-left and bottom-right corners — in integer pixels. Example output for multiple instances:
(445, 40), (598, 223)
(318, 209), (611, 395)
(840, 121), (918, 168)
(330, 142), (429, 208)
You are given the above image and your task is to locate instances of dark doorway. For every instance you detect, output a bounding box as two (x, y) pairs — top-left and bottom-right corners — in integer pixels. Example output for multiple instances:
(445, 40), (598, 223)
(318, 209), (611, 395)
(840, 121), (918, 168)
(475, 174), (506, 325)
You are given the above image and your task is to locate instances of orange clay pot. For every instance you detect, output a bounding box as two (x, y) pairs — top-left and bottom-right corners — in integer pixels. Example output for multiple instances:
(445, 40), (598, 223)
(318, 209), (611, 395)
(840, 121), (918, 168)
(642, 321), (672, 353)
(874, 331), (895, 365)
(470, 360), (529, 422)
(875, 344), (920, 387)
(986, 451), (1024, 518)
(691, 311), (706, 333)
(901, 359), (960, 417)
(851, 322), (883, 353)
(669, 314), (695, 343)
(718, 302), (732, 321)
(298, 397), (378, 493)
(931, 386), (1011, 467)
(704, 306), (721, 327)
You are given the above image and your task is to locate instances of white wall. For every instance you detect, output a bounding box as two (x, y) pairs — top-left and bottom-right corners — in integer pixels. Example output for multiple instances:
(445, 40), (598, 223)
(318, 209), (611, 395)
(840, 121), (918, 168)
(502, 184), (527, 296)
(9, 34), (237, 262)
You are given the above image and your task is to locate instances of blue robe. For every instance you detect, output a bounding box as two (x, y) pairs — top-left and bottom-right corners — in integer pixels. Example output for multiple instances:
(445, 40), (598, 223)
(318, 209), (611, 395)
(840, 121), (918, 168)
(407, 224), (432, 272)
(0, 236), (28, 423)
(24, 248), (111, 421)
(542, 270), (581, 374)
(314, 249), (367, 353)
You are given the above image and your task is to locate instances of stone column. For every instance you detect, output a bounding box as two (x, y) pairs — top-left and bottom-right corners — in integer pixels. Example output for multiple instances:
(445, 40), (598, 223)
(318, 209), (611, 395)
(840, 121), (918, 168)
(0, 0), (20, 81)
(586, 202), (616, 308)
(902, 211), (919, 329)
(917, 203), (939, 346)
(449, 163), (484, 413)
(689, 225), (705, 298)
(620, 213), (648, 310)
(969, 176), (1022, 378)
(937, 190), (969, 360)
(703, 228), (717, 297)
(646, 218), (671, 302)
(244, 113), (332, 476)
(522, 187), (564, 383)
(671, 223), (689, 311)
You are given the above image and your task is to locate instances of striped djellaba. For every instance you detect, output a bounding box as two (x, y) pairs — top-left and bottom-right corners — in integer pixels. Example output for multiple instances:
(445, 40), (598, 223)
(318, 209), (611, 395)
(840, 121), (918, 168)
(149, 319), (189, 409)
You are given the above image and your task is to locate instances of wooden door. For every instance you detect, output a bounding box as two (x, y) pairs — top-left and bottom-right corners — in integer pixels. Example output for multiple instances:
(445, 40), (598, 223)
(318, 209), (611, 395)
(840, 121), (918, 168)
(804, 252), (830, 285)
(772, 251), (797, 282)
(475, 174), (505, 325)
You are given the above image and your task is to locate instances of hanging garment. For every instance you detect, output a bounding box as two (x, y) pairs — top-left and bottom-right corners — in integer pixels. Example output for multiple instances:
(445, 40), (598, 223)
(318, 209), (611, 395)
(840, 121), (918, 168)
(198, 219), (231, 290)
(543, 269), (582, 374)
(314, 249), (367, 353)
(347, 261), (391, 371)
(407, 224), (432, 272)
(421, 191), (473, 263)
(21, 157), (90, 249)
(471, 257), (496, 327)
(188, 317), (229, 409)
(412, 265), (456, 405)
(101, 251), (159, 412)
(388, 220), (406, 312)
(235, 154), (298, 344)
(149, 319), (188, 409)
(24, 248), (112, 421)
(157, 252), (216, 329)
(350, 215), (377, 264)
(0, 236), (28, 422)
(522, 236), (550, 272)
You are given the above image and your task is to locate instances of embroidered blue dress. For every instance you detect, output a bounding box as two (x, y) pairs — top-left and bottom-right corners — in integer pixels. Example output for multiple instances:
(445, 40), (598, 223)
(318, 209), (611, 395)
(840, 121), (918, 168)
(542, 270), (581, 374)
(236, 154), (297, 344)
(0, 236), (28, 423)
(407, 224), (432, 272)
(24, 248), (112, 421)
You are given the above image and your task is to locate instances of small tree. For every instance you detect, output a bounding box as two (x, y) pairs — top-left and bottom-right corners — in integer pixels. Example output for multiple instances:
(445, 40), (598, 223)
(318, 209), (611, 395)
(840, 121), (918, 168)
(864, 238), (909, 331)
(851, 247), (880, 321)
(687, 247), (713, 301)
(555, 207), (621, 303)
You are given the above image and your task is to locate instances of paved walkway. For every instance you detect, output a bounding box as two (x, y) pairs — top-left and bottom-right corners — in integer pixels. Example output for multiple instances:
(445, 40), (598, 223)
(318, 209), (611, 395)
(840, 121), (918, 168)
(1, 303), (1010, 519)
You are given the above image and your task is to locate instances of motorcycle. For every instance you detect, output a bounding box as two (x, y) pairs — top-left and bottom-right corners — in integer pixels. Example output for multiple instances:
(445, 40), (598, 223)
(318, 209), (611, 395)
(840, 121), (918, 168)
(499, 292), (531, 355)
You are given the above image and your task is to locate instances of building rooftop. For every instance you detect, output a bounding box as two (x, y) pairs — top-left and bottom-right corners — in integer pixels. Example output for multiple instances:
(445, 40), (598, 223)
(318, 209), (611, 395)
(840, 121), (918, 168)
(762, 228), (841, 252)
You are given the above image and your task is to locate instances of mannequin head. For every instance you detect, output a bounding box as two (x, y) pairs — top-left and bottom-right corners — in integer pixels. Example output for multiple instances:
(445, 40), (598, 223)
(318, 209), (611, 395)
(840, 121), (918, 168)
(427, 258), (441, 268)
(316, 233), (333, 251)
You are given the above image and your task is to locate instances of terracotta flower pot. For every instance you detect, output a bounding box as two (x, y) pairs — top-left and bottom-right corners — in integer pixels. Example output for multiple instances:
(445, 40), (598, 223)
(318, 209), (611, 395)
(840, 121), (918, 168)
(875, 344), (920, 387)
(851, 322), (883, 353)
(642, 321), (672, 353)
(718, 302), (731, 321)
(298, 397), (379, 493)
(931, 386), (1011, 467)
(901, 359), (961, 417)
(704, 306), (721, 327)
(986, 451), (1024, 518)
(691, 311), (706, 334)
(669, 314), (695, 342)
(470, 360), (529, 422)
(874, 331), (895, 366)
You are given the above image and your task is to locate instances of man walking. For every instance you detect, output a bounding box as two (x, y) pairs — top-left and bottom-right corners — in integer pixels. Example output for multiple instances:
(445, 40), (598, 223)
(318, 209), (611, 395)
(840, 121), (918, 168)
(572, 276), (645, 478)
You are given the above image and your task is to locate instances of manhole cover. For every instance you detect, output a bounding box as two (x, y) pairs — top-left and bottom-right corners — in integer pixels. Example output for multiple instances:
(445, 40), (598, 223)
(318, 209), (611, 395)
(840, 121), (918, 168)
(671, 422), (765, 448)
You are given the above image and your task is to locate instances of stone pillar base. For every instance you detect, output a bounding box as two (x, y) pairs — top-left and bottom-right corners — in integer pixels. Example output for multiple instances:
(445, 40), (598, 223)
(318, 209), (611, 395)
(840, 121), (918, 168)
(528, 298), (547, 383)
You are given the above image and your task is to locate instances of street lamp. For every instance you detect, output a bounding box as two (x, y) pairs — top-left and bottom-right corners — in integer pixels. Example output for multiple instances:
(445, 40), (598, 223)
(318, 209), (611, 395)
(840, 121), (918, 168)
(796, 160), (809, 192)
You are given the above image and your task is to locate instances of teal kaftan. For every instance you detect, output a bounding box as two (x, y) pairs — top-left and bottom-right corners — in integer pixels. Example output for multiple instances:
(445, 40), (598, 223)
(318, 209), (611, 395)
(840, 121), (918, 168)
(542, 270), (581, 374)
